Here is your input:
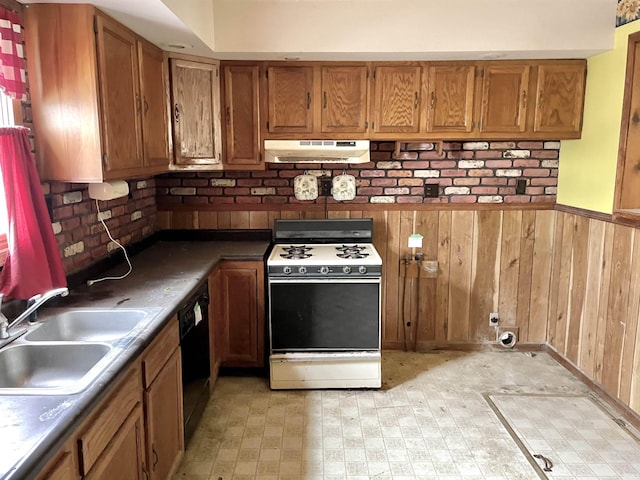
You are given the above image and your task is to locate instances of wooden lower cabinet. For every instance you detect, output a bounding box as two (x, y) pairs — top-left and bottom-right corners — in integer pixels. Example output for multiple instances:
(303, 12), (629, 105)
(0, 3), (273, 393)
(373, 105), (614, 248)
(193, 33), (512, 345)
(84, 405), (146, 480)
(34, 439), (79, 480)
(144, 348), (183, 480)
(212, 261), (265, 368)
(141, 319), (184, 480)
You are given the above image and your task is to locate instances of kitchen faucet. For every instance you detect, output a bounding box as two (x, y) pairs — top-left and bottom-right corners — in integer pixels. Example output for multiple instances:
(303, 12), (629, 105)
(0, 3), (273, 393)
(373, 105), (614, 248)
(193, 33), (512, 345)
(0, 287), (69, 341)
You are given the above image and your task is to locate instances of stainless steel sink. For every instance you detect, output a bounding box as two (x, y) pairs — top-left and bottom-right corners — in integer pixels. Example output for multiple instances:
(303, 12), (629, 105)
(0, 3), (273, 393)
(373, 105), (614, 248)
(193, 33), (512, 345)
(0, 343), (112, 394)
(25, 309), (153, 342)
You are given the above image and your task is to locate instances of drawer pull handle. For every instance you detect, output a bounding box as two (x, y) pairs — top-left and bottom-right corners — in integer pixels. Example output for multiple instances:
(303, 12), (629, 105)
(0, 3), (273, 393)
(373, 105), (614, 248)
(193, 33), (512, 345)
(306, 92), (311, 109)
(414, 91), (419, 109)
(174, 104), (180, 122)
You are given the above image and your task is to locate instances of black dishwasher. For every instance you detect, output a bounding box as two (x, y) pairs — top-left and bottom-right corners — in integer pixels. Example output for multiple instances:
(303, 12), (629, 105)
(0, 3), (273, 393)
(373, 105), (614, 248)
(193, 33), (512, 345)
(178, 282), (210, 444)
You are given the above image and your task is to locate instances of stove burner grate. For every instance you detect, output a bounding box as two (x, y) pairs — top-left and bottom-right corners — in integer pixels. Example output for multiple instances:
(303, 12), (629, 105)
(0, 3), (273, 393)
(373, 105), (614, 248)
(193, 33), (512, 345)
(280, 245), (313, 260)
(336, 245), (370, 259)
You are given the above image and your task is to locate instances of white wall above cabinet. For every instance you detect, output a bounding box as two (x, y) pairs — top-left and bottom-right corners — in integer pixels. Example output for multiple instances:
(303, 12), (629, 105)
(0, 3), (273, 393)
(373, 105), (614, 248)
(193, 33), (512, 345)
(22, 0), (616, 61)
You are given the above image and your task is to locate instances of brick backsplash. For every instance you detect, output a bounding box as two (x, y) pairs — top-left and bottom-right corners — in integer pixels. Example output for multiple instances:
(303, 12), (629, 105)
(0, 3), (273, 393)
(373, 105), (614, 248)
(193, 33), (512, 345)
(156, 141), (559, 206)
(44, 178), (157, 274)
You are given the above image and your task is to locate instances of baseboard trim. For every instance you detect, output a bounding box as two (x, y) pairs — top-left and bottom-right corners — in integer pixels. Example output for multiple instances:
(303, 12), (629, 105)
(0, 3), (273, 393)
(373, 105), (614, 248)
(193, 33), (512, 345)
(382, 342), (546, 352)
(544, 345), (640, 432)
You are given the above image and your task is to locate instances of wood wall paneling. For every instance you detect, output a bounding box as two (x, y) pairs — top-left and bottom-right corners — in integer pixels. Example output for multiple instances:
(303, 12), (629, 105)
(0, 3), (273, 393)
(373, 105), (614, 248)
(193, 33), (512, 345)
(159, 207), (640, 421)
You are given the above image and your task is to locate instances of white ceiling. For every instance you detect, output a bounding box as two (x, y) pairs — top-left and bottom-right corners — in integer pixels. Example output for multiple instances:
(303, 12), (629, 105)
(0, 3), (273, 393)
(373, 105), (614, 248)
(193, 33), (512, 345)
(19, 0), (618, 60)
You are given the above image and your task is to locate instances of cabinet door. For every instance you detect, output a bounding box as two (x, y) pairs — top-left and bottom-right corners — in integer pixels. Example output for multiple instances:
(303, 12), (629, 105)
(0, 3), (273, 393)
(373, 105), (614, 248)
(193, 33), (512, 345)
(266, 66), (314, 133)
(85, 406), (146, 480)
(321, 65), (368, 133)
(371, 65), (422, 134)
(425, 64), (476, 133)
(223, 64), (262, 169)
(171, 59), (222, 166)
(145, 348), (183, 480)
(95, 14), (144, 176)
(480, 64), (530, 133)
(533, 63), (586, 135)
(215, 261), (265, 367)
(35, 442), (79, 480)
(138, 40), (170, 169)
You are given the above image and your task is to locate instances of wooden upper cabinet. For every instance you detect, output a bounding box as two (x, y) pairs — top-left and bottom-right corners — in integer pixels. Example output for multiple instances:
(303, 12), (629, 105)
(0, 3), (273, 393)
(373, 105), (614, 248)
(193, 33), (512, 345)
(222, 64), (263, 169)
(138, 40), (170, 168)
(479, 64), (530, 134)
(321, 65), (368, 133)
(425, 64), (476, 133)
(371, 65), (422, 134)
(170, 58), (222, 168)
(533, 62), (586, 135)
(266, 66), (314, 133)
(95, 15), (143, 175)
(25, 4), (169, 182)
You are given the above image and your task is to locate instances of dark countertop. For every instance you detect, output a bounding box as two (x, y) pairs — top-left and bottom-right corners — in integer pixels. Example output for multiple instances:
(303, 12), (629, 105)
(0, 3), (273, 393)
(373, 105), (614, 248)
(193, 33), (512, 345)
(0, 240), (270, 480)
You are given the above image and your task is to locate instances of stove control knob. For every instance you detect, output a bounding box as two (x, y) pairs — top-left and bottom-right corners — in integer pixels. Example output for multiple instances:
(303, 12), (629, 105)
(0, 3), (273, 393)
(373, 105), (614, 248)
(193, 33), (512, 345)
(358, 266), (367, 274)
(298, 266), (307, 274)
(320, 266), (330, 275)
(342, 266), (351, 274)
(283, 266), (292, 275)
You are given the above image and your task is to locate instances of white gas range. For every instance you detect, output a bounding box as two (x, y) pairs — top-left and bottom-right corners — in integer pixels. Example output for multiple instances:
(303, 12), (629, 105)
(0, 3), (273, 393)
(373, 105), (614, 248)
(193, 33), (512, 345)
(266, 219), (382, 390)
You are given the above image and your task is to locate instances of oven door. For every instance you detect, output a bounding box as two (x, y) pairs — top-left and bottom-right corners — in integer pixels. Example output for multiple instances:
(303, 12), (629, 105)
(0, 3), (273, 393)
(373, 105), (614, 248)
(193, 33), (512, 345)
(268, 278), (380, 352)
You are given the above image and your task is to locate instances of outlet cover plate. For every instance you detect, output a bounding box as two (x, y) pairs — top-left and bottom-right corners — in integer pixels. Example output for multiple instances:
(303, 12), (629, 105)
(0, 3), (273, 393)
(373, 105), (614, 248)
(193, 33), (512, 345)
(424, 184), (439, 198)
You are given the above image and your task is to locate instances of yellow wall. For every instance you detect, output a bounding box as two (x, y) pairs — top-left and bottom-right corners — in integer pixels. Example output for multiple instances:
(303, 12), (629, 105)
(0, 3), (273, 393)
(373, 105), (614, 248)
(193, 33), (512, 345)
(558, 22), (640, 213)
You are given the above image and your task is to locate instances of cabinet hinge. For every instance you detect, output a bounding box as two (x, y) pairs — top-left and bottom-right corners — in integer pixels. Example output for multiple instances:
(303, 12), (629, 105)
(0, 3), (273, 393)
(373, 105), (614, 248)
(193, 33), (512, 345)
(365, 121), (368, 130)
(93, 16), (98, 34)
(102, 153), (109, 168)
(216, 66), (219, 77)
(259, 151), (262, 161)
(218, 153), (221, 161)
(265, 70), (269, 79)
(373, 69), (376, 79)
(480, 69), (485, 78)
(366, 69), (370, 79)
(371, 121), (375, 130)
(266, 121), (269, 130)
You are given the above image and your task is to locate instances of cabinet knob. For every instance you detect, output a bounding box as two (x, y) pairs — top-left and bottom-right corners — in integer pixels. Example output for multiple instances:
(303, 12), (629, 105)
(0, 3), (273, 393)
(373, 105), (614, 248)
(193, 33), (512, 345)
(174, 104), (180, 122)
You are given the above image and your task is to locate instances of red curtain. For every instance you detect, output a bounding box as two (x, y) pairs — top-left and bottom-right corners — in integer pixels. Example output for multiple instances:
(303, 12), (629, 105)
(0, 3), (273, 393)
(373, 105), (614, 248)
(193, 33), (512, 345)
(0, 6), (26, 101)
(0, 127), (66, 299)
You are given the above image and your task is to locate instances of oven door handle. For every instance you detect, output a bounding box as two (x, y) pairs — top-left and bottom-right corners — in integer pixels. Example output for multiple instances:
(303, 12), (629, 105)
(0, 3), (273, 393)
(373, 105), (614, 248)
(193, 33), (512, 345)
(270, 352), (381, 361)
(268, 278), (381, 284)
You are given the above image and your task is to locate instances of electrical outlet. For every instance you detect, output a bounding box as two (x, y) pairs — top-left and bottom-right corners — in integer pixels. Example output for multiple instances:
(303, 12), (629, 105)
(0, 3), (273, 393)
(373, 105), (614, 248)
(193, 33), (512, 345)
(320, 179), (332, 196)
(424, 184), (439, 198)
(489, 312), (499, 326)
(515, 179), (527, 195)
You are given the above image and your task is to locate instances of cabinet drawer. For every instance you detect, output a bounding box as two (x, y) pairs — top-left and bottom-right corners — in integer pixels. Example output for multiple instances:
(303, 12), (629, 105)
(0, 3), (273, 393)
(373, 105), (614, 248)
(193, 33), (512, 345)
(142, 318), (179, 388)
(78, 363), (142, 475)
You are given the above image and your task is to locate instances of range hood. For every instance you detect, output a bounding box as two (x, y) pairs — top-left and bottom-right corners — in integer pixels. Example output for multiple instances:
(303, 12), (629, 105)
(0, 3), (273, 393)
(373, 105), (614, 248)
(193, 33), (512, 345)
(264, 140), (370, 164)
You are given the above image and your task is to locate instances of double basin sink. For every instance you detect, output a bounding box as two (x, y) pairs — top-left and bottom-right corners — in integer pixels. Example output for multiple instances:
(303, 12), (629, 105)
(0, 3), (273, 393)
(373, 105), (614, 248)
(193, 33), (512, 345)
(0, 308), (160, 395)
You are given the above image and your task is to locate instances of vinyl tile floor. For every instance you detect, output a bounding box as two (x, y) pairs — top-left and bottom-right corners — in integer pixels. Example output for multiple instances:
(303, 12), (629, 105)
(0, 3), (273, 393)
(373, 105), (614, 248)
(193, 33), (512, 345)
(173, 351), (640, 480)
